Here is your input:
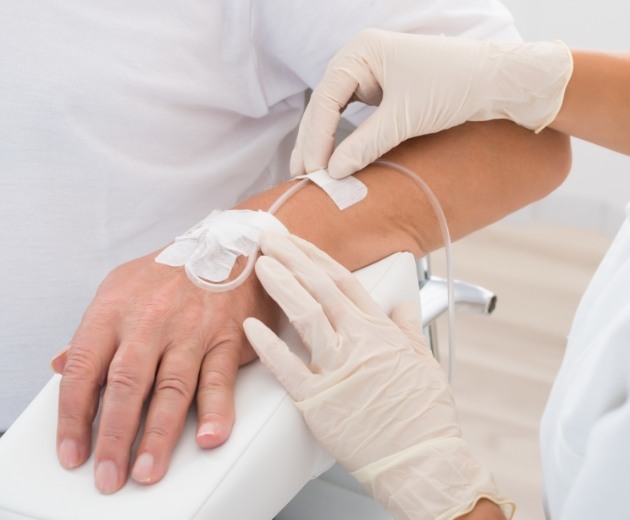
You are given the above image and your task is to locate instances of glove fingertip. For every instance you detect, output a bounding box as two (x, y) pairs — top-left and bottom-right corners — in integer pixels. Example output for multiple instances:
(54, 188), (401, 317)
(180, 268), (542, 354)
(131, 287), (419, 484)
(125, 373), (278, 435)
(328, 147), (366, 179)
(243, 317), (313, 399)
(327, 163), (353, 180)
(328, 113), (395, 177)
(243, 316), (287, 365)
(303, 146), (334, 175)
(243, 317), (273, 345)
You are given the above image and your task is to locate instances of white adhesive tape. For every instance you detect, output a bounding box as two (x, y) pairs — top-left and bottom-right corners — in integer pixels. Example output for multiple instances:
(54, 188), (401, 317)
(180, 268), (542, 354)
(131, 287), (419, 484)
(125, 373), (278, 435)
(296, 169), (367, 210)
(155, 209), (287, 284)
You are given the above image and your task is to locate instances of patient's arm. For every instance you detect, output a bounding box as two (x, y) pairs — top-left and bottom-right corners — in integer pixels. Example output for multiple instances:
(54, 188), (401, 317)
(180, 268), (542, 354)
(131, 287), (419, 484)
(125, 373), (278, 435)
(55, 120), (570, 493)
(241, 120), (570, 268)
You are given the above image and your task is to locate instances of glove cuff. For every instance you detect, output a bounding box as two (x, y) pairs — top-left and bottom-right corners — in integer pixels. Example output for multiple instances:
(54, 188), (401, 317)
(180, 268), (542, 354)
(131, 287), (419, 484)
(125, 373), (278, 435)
(470, 40), (573, 133)
(351, 437), (515, 520)
(532, 40), (574, 133)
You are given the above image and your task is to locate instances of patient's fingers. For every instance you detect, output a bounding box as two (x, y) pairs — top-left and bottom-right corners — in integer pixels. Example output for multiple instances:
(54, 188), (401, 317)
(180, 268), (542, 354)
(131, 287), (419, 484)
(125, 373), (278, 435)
(243, 318), (314, 401)
(130, 341), (203, 485)
(50, 344), (71, 374)
(57, 316), (118, 473)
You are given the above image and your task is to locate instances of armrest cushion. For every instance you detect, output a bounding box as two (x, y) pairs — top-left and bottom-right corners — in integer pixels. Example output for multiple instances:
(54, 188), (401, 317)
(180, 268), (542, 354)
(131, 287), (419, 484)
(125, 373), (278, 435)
(0, 252), (421, 520)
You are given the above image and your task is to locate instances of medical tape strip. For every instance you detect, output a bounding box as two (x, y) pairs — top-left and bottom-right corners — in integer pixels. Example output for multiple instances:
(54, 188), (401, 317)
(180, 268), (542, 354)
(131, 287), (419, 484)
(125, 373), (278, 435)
(296, 169), (367, 210)
(155, 209), (287, 283)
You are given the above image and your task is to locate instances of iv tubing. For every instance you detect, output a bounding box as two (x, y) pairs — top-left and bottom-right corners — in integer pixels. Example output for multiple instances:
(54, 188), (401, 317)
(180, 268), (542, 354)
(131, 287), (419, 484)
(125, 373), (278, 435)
(184, 178), (311, 293)
(374, 160), (455, 381)
(190, 165), (455, 379)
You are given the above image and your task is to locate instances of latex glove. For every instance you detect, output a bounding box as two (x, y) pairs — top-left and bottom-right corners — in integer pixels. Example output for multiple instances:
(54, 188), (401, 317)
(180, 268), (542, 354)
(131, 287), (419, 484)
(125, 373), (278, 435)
(243, 233), (514, 520)
(290, 28), (573, 179)
(51, 249), (278, 494)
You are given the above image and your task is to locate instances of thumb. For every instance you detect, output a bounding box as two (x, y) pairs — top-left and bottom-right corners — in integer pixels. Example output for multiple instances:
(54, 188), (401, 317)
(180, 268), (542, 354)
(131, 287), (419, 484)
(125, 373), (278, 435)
(389, 301), (430, 350)
(290, 102), (337, 177)
(327, 107), (404, 179)
(243, 317), (313, 401)
(50, 344), (72, 374)
(290, 66), (362, 177)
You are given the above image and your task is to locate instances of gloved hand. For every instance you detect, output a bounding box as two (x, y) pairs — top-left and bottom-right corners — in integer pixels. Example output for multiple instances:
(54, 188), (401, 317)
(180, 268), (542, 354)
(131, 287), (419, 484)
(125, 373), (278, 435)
(290, 28), (573, 179)
(243, 233), (514, 520)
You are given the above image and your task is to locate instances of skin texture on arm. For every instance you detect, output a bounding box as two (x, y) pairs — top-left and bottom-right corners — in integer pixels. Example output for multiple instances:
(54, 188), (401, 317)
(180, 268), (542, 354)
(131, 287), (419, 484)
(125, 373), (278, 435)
(551, 50), (630, 155)
(53, 119), (570, 494)
(251, 121), (570, 268)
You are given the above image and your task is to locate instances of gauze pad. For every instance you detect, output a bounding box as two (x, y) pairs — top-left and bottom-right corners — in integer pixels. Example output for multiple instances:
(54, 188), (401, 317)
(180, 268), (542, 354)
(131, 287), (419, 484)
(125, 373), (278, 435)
(155, 209), (287, 290)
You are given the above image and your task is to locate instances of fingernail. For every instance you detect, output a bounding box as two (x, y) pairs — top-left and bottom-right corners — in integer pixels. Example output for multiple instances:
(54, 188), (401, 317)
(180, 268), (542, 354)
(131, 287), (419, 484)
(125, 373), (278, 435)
(58, 439), (80, 469)
(197, 421), (218, 439)
(50, 345), (71, 374)
(197, 422), (224, 446)
(95, 460), (120, 494)
(131, 453), (154, 484)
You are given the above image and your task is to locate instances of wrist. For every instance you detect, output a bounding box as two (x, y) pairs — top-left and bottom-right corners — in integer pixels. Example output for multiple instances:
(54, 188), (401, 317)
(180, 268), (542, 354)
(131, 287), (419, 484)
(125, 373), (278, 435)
(351, 437), (513, 520)
(455, 498), (510, 520)
(471, 40), (573, 132)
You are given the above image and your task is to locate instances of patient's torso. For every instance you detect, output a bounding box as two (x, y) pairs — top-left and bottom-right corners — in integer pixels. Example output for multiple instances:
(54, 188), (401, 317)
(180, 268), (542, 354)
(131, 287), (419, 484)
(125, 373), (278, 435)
(0, 0), (518, 431)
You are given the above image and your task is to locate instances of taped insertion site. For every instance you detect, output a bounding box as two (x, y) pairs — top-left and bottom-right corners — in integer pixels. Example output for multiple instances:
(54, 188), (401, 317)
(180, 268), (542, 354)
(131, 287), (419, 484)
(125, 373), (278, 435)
(155, 163), (456, 378)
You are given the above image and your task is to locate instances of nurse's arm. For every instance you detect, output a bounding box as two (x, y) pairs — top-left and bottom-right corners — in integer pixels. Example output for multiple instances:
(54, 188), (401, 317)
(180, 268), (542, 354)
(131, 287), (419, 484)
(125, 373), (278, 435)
(551, 50), (630, 155)
(457, 498), (507, 519)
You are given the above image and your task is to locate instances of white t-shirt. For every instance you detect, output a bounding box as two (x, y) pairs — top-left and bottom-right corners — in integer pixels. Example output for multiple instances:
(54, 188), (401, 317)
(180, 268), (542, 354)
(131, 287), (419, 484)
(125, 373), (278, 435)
(0, 0), (519, 431)
(540, 202), (630, 519)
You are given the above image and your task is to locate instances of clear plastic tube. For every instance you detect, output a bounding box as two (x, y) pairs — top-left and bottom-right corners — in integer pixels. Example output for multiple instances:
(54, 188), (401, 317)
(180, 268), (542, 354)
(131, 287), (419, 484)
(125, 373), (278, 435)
(373, 160), (455, 381)
(184, 178), (310, 293)
(190, 167), (455, 378)
(268, 178), (311, 214)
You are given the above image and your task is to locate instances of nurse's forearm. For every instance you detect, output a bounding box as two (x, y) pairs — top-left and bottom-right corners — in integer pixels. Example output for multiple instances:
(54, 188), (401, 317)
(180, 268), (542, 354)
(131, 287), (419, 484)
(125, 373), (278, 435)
(456, 498), (507, 519)
(237, 119), (570, 269)
(551, 50), (630, 155)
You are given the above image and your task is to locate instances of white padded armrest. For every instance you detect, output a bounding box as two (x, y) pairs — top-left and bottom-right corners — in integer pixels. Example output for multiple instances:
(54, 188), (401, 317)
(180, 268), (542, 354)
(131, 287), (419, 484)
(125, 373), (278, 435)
(0, 252), (421, 520)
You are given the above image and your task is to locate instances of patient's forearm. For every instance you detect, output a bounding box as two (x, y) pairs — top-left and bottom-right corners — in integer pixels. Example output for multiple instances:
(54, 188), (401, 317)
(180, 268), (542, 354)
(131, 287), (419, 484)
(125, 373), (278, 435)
(237, 120), (570, 270)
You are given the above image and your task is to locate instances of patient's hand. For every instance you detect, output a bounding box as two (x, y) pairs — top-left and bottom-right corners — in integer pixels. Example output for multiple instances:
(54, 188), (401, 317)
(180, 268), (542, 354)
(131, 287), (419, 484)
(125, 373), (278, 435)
(53, 250), (277, 494)
(50, 114), (570, 495)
